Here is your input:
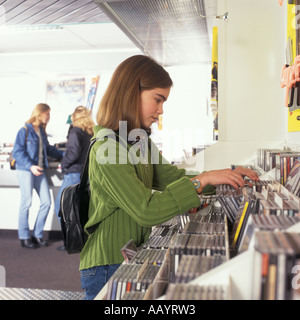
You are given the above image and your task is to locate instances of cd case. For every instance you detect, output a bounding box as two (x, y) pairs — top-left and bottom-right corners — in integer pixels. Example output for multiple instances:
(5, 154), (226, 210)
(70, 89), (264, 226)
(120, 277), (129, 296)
(121, 239), (138, 263)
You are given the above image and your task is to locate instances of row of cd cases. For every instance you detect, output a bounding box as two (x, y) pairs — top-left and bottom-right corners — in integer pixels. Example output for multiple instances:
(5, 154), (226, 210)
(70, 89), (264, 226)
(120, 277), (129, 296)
(96, 195), (231, 301)
(96, 166), (300, 300)
(164, 176), (300, 300)
(204, 166), (300, 300)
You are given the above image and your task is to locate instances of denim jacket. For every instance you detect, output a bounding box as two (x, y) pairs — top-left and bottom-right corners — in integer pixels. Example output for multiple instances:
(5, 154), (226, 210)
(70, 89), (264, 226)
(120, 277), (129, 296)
(12, 123), (63, 171)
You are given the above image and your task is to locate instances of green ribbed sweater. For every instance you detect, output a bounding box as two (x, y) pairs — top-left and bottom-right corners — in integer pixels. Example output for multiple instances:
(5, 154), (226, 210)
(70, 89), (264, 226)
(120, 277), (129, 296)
(79, 126), (201, 270)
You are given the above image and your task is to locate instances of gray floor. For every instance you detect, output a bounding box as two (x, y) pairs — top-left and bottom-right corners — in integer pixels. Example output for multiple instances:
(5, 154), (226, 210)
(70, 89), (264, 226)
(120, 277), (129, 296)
(0, 232), (83, 293)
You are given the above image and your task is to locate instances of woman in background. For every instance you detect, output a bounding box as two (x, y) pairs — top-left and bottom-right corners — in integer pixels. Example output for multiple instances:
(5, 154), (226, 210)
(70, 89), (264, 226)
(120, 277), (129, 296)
(55, 106), (94, 250)
(12, 103), (63, 249)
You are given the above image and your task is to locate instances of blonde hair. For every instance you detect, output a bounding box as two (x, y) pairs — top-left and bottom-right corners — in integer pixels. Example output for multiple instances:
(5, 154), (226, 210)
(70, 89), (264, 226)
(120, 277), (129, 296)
(97, 55), (173, 133)
(26, 103), (50, 130)
(71, 106), (95, 136)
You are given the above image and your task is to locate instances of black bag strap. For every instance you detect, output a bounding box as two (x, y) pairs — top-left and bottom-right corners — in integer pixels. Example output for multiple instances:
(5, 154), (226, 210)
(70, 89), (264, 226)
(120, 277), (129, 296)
(78, 137), (99, 236)
(24, 125), (28, 143)
(79, 137), (97, 188)
(79, 133), (151, 188)
(79, 133), (151, 237)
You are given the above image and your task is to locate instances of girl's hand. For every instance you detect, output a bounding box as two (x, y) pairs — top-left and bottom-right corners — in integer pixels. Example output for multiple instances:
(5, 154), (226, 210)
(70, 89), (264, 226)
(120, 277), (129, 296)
(191, 167), (259, 193)
(31, 165), (44, 176)
(233, 166), (260, 181)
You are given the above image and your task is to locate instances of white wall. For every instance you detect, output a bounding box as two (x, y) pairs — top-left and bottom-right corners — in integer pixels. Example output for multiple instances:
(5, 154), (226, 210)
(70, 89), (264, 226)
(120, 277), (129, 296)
(199, 0), (287, 170)
(156, 63), (214, 162)
(0, 75), (46, 144)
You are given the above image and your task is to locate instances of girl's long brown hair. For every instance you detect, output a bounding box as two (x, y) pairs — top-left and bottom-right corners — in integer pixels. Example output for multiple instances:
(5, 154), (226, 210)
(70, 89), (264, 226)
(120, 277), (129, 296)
(26, 103), (50, 131)
(71, 106), (95, 135)
(96, 55), (173, 133)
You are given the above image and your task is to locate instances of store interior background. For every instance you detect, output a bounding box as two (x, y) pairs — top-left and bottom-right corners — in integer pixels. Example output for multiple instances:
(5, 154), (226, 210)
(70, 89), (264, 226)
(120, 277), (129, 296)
(0, 0), (299, 233)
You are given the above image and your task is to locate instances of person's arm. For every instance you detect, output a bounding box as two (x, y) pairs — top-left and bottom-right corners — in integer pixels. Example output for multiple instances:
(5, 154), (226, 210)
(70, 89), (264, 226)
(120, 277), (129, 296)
(89, 139), (200, 228)
(42, 128), (63, 160)
(150, 139), (187, 190)
(12, 127), (34, 170)
(150, 141), (215, 195)
(61, 129), (81, 170)
(190, 167), (260, 195)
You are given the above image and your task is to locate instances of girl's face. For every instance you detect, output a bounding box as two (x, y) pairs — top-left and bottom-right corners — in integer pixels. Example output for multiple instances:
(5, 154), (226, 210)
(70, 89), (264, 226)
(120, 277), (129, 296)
(139, 87), (170, 129)
(39, 110), (51, 125)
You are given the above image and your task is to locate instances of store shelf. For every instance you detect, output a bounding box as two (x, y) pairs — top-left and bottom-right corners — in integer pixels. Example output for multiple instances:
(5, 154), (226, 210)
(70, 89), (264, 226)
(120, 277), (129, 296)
(0, 166), (63, 188)
(96, 158), (300, 301)
(95, 199), (230, 300)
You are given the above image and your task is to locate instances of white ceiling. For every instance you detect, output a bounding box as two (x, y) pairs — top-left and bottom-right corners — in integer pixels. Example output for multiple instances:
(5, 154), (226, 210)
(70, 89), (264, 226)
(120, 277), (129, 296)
(0, 0), (107, 24)
(0, 0), (137, 54)
(0, 0), (217, 75)
(0, 22), (141, 76)
(0, 1), (140, 74)
(0, 22), (138, 53)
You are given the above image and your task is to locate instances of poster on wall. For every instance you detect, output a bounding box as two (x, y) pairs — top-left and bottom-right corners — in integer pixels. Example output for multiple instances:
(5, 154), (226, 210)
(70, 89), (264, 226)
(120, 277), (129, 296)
(46, 78), (86, 143)
(86, 75), (100, 111)
(210, 26), (218, 140)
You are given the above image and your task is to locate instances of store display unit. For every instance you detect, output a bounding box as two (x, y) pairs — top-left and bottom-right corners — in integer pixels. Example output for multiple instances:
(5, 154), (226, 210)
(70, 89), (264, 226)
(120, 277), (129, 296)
(95, 158), (300, 301)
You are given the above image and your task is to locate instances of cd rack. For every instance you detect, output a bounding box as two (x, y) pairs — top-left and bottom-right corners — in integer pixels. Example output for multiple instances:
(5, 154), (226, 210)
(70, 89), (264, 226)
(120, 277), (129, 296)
(182, 226), (300, 300)
(184, 164), (300, 300)
(229, 181), (299, 254)
(95, 161), (300, 300)
(165, 282), (229, 300)
(95, 195), (231, 300)
(160, 167), (300, 300)
(256, 148), (300, 186)
(254, 230), (300, 300)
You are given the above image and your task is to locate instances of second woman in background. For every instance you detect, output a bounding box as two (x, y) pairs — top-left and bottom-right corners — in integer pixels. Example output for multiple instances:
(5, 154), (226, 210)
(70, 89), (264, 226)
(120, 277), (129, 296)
(55, 106), (94, 250)
(13, 103), (64, 249)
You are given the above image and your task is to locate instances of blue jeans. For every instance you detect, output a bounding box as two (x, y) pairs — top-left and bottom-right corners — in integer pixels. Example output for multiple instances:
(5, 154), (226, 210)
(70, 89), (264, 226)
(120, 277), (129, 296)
(54, 172), (81, 219)
(80, 264), (121, 300)
(16, 169), (51, 239)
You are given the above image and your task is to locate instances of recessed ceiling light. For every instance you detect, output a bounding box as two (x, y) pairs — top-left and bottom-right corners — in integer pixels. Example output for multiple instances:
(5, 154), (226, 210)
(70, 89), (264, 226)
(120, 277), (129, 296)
(0, 24), (64, 34)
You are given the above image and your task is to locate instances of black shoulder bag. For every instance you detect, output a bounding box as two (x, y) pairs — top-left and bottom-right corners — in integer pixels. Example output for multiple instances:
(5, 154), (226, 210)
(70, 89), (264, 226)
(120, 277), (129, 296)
(58, 138), (100, 254)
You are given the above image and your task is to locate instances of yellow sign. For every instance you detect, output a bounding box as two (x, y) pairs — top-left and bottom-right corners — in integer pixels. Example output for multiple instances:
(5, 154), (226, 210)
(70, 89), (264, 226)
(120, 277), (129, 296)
(288, 109), (300, 131)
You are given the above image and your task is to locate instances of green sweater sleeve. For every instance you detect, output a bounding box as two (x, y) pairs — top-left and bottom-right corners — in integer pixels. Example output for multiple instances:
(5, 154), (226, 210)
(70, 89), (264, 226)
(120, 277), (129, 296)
(151, 141), (216, 195)
(86, 138), (200, 229)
